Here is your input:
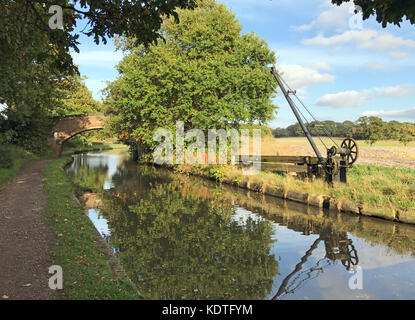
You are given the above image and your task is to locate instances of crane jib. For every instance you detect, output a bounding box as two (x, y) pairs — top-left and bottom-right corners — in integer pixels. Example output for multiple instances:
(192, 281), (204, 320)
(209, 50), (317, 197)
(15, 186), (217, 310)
(270, 67), (325, 166)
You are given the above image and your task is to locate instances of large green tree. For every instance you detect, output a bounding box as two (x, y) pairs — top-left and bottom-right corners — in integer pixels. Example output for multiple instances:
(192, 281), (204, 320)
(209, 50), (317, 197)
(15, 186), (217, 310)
(105, 0), (277, 154)
(54, 75), (102, 116)
(332, 0), (415, 27)
(0, 0), (196, 152)
(0, 2), (74, 152)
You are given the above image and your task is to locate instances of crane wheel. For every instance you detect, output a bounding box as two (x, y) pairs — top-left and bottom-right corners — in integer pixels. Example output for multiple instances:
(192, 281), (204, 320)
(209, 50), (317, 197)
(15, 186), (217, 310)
(325, 157), (339, 175)
(341, 138), (358, 165)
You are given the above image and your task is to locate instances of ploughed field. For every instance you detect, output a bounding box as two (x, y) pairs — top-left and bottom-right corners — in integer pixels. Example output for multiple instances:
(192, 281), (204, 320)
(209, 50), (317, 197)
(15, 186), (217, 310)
(263, 137), (415, 170)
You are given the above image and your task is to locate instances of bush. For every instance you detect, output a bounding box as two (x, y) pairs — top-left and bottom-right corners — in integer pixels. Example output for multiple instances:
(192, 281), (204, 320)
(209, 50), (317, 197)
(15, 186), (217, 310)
(208, 167), (224, 182)
(0, 145), (14, 169)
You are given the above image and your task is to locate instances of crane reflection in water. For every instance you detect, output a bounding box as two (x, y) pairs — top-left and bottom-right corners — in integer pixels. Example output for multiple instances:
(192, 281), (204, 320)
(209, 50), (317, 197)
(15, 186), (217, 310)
(272, 226), (359, 300)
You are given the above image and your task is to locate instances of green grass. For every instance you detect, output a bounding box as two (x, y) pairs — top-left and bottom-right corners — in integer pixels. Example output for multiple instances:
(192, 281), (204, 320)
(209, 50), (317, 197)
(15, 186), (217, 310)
(43, 157), (142, 300)
(0, 147), (39, 189)
(178, 163), (415, 213)
(345, 165), (415, 209)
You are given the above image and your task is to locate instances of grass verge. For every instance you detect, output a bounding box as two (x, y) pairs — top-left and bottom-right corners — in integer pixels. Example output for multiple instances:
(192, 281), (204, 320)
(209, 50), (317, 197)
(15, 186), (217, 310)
(43, 157), (142, 300)
(0, 147), (39, 189)
(175, 163), (415, 213)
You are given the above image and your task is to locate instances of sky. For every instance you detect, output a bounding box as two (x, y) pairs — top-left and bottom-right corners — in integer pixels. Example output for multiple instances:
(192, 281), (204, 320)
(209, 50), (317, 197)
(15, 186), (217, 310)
(71, 0), (415, 128)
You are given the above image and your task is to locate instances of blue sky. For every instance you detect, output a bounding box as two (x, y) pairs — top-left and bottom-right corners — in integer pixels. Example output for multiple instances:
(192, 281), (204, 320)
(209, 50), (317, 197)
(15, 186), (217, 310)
(71, 0), (415, 128)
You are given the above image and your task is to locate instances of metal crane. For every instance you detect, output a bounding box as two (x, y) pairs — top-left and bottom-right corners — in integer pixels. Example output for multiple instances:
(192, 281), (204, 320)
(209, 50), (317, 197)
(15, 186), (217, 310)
(270, 66), (359, 183)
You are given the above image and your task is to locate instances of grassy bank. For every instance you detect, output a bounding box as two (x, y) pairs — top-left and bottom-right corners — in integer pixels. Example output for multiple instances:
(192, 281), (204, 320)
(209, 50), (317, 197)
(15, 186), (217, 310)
(43, 157), (141, 300)
(0, 146), (39, 189)
(175, 163), (415, 215)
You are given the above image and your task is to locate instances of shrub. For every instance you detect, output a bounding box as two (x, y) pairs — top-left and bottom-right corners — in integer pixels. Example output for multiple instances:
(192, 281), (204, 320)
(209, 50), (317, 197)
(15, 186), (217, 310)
(0, 145), (13, 169)
(208, 167), (224, 182)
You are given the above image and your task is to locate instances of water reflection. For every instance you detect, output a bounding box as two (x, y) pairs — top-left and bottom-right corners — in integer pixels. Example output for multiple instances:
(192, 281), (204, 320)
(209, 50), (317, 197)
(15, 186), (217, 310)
(67, 151), (415, 300)
(272, 226), (358, 300)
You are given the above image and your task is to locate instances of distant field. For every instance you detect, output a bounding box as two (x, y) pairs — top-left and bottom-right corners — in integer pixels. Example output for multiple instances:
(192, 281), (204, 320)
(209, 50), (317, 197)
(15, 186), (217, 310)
(274, 137), (415, 148)
(260, 136), (415, 170)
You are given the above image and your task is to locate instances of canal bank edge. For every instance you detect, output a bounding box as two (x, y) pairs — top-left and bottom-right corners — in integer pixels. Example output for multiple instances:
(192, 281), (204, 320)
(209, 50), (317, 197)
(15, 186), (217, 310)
(43, 156), (143, 300)
(70, 193), (131, 283)
(166, 165), (415, 226)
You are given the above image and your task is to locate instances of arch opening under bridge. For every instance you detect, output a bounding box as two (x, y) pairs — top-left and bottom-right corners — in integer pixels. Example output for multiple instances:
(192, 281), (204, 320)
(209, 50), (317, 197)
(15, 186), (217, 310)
(48, 114), (109, 156)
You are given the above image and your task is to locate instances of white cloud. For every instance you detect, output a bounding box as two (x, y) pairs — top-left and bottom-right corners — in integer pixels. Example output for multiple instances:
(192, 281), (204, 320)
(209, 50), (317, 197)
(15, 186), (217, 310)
(292, 1), (355, 32)
(362, 107), (415, 119)
(314, 2), (352, 29)
(273, 44), (415, 71)
(309, 61), (332, 71)
(302, 29), (415, 51)
(316, 84), (415, 107)
(389, 51), (409, 60)
(292, 23), (315, 32)
(316, 90), (370, 107)
(373, 84), (415, 97)
(277, 63), (334, 91)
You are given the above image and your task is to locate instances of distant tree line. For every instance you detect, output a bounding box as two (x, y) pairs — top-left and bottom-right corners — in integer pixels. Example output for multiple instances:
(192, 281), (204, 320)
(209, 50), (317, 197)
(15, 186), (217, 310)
(273, 116), (415, 146)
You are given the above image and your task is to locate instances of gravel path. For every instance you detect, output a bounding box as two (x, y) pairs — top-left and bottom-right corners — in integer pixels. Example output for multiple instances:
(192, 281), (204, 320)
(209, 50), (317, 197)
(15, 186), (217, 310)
(0, 160), (60, 300)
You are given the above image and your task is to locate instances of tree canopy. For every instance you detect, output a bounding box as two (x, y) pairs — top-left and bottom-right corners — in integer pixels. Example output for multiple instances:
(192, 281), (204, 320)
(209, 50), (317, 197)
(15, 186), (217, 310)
(105, 0), (277, 154)
(54, 75), (102, 116)
(354, 116), (388, 145)
(331, 0), (415, 27)
(0, 0), (197, 153)
(1, 0), (197, 108)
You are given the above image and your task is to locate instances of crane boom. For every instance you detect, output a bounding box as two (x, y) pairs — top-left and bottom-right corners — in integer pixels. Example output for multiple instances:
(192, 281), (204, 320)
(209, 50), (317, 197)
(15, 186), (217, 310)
(270, 66), (325, 165)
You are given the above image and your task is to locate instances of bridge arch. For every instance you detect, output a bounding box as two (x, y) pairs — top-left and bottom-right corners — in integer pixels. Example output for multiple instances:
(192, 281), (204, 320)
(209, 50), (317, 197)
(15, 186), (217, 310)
(48, 114), (109, 156)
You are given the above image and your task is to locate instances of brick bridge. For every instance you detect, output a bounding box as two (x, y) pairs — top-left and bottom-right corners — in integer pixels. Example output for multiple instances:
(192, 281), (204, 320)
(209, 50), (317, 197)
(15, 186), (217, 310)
(48, 114), (109, 156)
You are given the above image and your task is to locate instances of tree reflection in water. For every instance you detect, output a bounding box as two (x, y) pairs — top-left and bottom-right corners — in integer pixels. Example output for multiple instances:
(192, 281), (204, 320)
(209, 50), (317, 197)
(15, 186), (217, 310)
(99, 164), (279, 300)
(66, 154), (109, 191)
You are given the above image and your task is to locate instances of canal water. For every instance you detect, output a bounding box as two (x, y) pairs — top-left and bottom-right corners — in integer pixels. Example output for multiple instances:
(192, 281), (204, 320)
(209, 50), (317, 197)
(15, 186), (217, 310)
(66, 150), (415, 300)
